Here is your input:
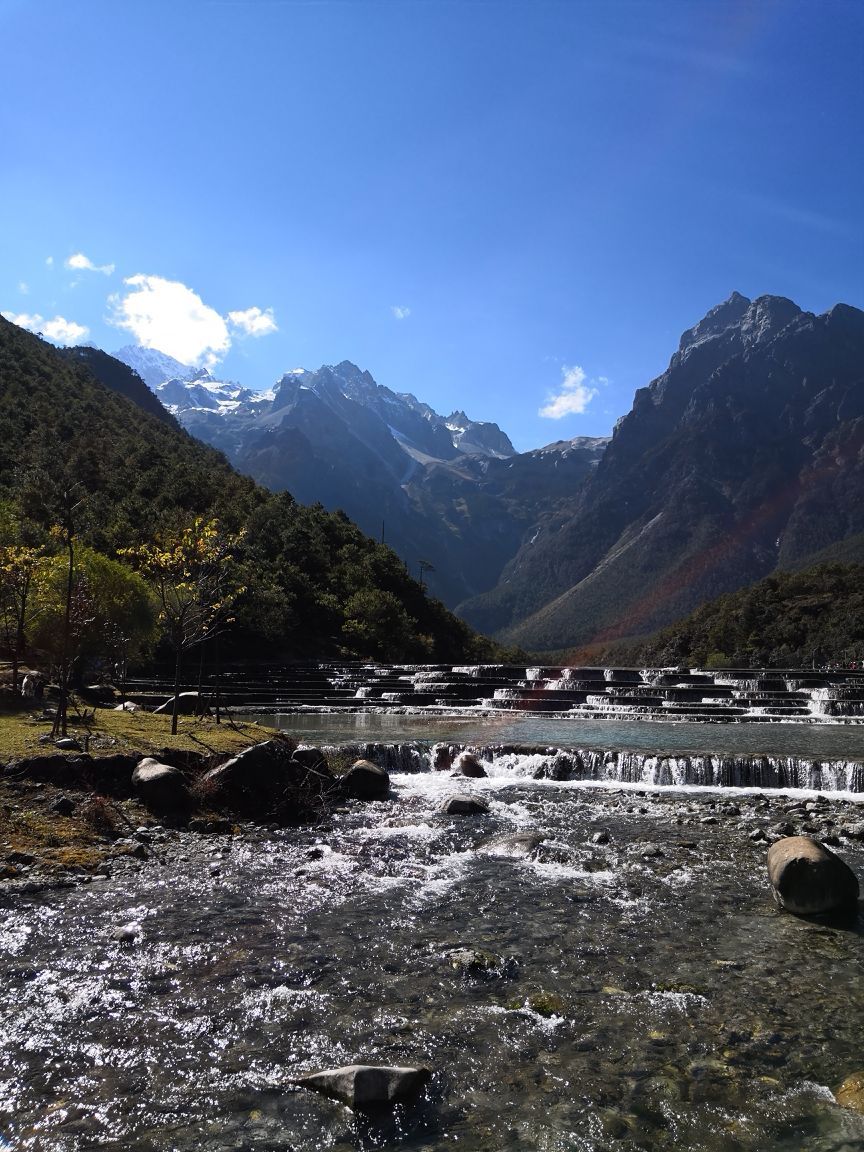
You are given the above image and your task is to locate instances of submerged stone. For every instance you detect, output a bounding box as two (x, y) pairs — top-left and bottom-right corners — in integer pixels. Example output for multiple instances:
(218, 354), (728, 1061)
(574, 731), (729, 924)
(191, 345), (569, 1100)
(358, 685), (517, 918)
(477, 831), (543, 857)
(766, 836), (859, 916)
(293, 1063), (431, 1109)
(444, 946), (517, 978)
(836, 1071), (864, 1112)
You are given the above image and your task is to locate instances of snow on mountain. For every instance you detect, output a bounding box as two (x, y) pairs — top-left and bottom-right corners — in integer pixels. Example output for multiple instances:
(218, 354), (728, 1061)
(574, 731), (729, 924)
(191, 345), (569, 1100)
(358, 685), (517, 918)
(113, 345), (197, 389)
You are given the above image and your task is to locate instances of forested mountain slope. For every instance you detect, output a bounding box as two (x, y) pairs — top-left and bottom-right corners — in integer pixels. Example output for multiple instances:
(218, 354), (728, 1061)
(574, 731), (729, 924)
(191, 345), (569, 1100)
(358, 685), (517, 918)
(600, 563), (864, 669)
(0, 316), (502, 662)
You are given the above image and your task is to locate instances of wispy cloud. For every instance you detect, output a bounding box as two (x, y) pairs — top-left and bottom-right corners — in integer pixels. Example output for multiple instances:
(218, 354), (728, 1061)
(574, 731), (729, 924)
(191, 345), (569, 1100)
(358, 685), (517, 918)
(45, 256), (54, 267)
(391, 305), (411, 320)
(2, 311), (89, 344)
(17, 282), (29, 295)
(732, 190), (857, 239)
(539, 364), (602, 419)
(227, 306), (278, 337)
(66, 251), (115, 275)
(108, 274), (230, 367)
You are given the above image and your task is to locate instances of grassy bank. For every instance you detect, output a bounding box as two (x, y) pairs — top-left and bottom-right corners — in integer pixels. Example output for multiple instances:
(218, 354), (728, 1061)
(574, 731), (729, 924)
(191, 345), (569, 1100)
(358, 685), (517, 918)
(0, 706), (281, 880)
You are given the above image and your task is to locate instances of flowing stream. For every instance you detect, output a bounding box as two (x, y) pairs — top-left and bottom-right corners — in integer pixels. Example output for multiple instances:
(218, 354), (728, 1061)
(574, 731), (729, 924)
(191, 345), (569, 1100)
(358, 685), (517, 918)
(4, 734), (864, 1150)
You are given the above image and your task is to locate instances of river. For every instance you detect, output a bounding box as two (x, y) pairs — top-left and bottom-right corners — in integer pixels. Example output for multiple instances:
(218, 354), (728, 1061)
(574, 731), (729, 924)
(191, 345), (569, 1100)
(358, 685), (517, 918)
(3, 721), (864, 1150)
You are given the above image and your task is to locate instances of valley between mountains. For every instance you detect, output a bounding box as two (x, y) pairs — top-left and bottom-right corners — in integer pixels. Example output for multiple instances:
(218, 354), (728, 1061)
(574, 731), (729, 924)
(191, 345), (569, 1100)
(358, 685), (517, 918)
(111, 292), (864, 656)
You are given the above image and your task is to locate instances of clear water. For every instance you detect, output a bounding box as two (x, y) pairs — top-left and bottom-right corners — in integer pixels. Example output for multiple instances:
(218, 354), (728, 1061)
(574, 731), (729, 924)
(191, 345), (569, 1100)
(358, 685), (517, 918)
(242, 711), (864, 761)
(3, 764), (864, 1151)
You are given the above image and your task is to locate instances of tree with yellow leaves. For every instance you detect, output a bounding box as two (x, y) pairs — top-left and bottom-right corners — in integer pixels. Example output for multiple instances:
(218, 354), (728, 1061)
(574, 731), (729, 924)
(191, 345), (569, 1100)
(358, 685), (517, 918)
(121, 518), (245, 734)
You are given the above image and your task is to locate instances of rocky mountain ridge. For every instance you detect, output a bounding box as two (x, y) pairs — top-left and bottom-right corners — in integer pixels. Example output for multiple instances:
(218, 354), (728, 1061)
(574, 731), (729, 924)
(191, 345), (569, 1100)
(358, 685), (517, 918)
(459, 293), (864, 652)
(114, 346), (608, 608)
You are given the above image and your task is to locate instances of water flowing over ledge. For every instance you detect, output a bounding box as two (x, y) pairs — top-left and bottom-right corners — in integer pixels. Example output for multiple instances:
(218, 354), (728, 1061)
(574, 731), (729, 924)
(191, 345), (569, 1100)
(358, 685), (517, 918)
(127, 662), (864, 724)
(323, 741), (864, 793)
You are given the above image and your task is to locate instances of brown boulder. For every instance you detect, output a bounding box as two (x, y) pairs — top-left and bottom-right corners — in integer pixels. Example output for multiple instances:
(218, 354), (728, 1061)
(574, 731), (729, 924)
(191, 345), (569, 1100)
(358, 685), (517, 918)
(766, 836), (859, 916)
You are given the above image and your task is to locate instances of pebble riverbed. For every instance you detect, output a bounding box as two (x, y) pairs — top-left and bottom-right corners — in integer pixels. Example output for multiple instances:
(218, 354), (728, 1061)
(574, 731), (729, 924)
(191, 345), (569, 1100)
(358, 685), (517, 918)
(3, 762), (864, 1151)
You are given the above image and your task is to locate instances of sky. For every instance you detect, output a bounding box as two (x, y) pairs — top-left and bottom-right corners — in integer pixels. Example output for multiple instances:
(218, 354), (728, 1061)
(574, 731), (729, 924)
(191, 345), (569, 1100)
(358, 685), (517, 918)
(1, 0), (862, 452)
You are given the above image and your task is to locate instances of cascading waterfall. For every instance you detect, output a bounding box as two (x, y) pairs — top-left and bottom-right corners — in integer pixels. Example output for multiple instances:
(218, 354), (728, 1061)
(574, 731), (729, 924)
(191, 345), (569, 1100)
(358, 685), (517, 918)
(322, 741), (864, 792)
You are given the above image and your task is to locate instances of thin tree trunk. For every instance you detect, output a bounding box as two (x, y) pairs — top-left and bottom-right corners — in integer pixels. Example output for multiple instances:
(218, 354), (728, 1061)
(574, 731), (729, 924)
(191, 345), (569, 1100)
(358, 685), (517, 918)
(214, 632), (221, 724)
(171, 635), (183, 737)
(196, 640), (206, 715)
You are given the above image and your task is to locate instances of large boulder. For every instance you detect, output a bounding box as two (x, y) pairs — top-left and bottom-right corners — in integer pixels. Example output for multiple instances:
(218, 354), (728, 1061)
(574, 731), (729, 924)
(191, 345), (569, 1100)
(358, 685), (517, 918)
(767, 836), (859, 916)
(153, 691), (207, 716)
(452, 752), (487, 778)
(440, 794), (489, 816)
(342, 759), (389, 800)
(291, 745), (330, 773)
(199, 739), (333, 817)
(132, 757), (189, 812)
(293, 1064), (431, 1109)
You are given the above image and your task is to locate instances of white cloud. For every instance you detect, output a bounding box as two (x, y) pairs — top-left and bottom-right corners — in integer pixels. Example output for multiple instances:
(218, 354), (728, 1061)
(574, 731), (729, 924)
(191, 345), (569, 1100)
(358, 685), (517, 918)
(108, 274), (231, 367)
(45, 256), (54, 267)
(66, 252), (115, 275)
(17, 281), (29, 295)
(227, 306), (278, 337)
(539, 363), (600, 419)
(391, 305), (411, 320)
(2, 311), (89, 345)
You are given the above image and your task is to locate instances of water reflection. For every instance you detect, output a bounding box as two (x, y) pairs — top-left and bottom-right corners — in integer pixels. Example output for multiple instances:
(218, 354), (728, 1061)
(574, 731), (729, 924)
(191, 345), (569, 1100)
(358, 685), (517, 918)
(241, 710), (864, 760)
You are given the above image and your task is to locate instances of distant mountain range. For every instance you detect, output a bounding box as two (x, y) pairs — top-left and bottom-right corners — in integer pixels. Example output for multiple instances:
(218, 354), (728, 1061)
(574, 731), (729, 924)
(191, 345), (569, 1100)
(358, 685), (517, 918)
(114, 291), (864, 653)
(113, 346), (608, 608)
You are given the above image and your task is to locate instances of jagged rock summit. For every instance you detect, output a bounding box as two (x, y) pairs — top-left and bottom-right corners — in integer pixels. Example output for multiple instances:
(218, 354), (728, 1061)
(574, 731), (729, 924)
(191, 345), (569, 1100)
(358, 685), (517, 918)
(459, 293), (864, 651)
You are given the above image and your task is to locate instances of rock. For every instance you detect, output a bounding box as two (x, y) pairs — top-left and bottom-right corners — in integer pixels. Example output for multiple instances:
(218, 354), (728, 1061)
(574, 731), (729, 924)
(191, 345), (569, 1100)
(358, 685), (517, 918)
(591, 829), (610, 845)
(6, 851), (36, 865)
(200, 739), (307, 807)
(639, 843), (664, 859)
(836, 1071), (864, 1112)
(114, 701), (140, 712)
(509, 991), (565, 1017)
(440, 795), (489, 816)
(153, 691), (207, 716)
(293, 1064), (431, 1110)
(342, 760), (389, 800)
(188, 816), (233, 834)
(55, 737), (82, 751)
(766, 836), (859, 916)
(291, 746), (330, 772)
(112, 922), (141, 944)
(477, 831), (543, 858)
(132, 757), (189, 812)
(444, 947), (518, 979)
(9, 753), (94, 786)
(451, 752), (487, 778)
(432, 745), (452, 771)
(51, 795), (76, 816)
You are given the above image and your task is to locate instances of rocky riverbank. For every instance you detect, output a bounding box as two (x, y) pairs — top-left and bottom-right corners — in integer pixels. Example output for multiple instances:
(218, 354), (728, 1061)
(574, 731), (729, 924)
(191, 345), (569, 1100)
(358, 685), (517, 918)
(4, 750), (864, 1150)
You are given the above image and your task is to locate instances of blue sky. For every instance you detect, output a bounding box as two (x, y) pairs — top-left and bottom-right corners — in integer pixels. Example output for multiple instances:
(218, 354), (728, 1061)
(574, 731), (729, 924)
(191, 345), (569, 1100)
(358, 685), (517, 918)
(2, 0), (862, 451)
